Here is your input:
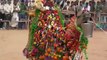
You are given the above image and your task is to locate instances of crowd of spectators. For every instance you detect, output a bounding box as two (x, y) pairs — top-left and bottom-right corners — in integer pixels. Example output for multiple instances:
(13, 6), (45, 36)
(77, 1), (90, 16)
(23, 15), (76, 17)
(0, 0), (34, 29)
(56, 0), (107, 20)
(0, 0), (107, 30)
(55, 0), (107, 29)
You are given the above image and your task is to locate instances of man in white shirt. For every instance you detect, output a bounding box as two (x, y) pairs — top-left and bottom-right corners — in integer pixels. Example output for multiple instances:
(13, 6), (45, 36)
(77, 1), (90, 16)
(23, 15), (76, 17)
(0, 2), (4, 14)
(10, 2), (20, 28)
(4, 1), (13, 20)
(66, 1), (70, 10)
(82, 2), (90, 12)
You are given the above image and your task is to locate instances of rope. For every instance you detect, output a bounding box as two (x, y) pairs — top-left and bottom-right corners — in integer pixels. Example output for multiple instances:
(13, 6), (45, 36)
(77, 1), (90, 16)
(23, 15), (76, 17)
(92, 21), (107, 35)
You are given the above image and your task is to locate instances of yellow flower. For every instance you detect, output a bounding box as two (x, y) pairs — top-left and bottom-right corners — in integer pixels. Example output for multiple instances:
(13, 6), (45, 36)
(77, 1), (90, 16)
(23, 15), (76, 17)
(34, 42), (36, 44)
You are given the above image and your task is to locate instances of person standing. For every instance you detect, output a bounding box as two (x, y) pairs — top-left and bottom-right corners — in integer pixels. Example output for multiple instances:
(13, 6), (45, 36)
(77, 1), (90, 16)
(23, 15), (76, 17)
(90, 0), (96, 12)
(3, 0), (14, 29)
(10, 2), (20, 29)
(0, 2), (3, 29)
(66, 1), (70, 11)
(0, 1), (5, 29)
(96, 1), (103, 22)
(4, 0), (13, 20)
(82, 2), (91, 23)
(61, 0), (67, 10)
(81, 0), (86, 7)
(68, 1), (75, 14)
(18, 2), (27, 29)
(19, 2), (27, 19)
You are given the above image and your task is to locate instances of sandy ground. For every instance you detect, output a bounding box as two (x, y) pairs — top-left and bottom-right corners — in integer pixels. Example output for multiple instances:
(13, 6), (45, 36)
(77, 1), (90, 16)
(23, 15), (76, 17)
(0, 30), (107, 60)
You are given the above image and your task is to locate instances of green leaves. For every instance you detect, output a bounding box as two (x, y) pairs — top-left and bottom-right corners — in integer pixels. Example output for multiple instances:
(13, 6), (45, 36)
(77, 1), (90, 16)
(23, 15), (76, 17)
(76, 26), (88, 60)
(55, 5), (65, 27)
(28, 9), (40, 51)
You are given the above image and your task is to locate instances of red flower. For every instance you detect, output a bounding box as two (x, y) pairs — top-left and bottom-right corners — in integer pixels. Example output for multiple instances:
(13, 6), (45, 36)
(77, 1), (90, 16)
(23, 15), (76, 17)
(56, 16), (60, 20)
(44, 1), (54, 7)
(46, 10), (51, 15)
(43, 15), (47, 20)
(23, 48), (29, 58)
(34, 33), (40, 41)
(31, 48), (38, 56)
(53, 10), (58, 15)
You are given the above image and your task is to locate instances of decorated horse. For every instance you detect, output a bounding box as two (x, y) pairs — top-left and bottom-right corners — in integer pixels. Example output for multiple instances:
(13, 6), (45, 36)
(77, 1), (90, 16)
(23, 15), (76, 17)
(23, 0), (89, 60)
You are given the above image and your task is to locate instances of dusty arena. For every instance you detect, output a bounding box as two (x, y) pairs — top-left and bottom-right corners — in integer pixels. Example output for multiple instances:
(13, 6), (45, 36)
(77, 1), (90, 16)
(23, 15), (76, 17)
(0, 30), (107, 60)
